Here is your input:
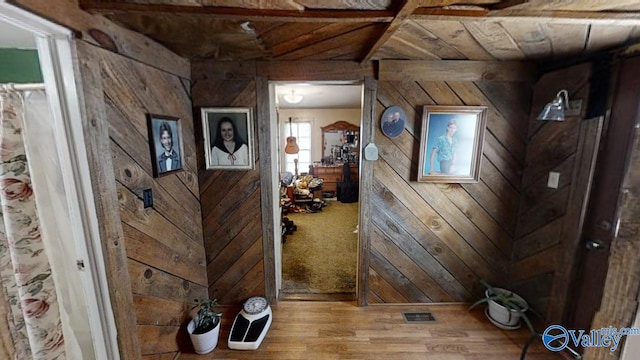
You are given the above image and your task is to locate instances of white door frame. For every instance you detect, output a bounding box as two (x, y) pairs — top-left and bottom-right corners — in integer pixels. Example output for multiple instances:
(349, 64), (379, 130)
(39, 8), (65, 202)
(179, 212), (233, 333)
(0, 3), (119, 359)
(269, 81), (364, 300)
(268, 81), (283, 294)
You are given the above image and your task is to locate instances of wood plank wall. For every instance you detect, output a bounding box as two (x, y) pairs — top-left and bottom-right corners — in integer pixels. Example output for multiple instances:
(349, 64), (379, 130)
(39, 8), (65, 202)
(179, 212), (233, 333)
(191, 60), (537, 306)
(368, 63), (532, 303)
(76, 42), (206, 359)
(511, 62), (594, 324)
(8, 1), (206, 358)
(191, 62), (266, 305)
(190, 61), (375, 304)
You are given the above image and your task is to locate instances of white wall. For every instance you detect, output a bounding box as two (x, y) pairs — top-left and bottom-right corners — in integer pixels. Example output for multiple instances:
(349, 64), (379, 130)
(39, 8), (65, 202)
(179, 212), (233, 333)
(278, 108), (361, 171)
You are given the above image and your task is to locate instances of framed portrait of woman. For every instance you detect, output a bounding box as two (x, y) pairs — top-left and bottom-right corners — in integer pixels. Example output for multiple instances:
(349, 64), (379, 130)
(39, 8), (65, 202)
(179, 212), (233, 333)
(201, 107), (255, 170)
(417, 105), (487, 183)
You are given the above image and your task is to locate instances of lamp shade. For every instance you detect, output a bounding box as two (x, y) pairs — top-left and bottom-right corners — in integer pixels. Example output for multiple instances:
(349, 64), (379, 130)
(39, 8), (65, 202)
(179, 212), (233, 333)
(283, 90), (303, 104)
(537, 102), (565, 121)
(537, 89), (568, 121)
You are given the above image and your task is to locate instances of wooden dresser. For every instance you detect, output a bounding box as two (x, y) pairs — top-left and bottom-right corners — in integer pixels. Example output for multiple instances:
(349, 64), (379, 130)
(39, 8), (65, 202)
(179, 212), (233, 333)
(310, 164), (359, 196)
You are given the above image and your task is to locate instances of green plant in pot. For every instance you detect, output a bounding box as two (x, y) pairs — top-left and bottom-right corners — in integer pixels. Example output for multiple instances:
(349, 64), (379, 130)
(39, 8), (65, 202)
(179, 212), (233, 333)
(468, 280), (535, 334)
(187, 298), (222, 354)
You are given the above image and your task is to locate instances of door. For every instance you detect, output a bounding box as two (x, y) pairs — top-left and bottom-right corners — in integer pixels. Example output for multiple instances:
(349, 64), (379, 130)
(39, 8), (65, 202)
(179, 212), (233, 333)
(567, 56), (640, 333)
(0, 3), (120, 358)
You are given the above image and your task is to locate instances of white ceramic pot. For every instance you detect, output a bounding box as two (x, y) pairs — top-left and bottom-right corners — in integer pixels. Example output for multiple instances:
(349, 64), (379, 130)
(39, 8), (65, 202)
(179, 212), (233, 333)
(485, 288), (528, 328)
(188, 319), (220, 354)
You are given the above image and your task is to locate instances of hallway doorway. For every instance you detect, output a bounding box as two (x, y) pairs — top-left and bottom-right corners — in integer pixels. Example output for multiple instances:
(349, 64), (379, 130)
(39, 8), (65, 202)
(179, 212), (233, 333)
(273, 82), (362, 301)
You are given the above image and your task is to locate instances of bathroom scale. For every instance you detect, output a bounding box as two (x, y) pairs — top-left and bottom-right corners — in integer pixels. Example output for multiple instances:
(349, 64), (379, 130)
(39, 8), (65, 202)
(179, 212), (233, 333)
(228, 296), (272, 350)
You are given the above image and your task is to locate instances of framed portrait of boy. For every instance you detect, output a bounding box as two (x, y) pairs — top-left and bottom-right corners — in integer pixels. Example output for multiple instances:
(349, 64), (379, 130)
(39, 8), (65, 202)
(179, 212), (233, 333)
(147, 114), (184, 178)
(201, 107), (254, 170)
(417, 105), (487, 183)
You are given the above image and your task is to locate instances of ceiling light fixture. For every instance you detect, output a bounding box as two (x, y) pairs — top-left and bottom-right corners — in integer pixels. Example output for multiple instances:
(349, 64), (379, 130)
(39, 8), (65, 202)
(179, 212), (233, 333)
(538, 89), (569, 121)
(283, 90), (303, 104)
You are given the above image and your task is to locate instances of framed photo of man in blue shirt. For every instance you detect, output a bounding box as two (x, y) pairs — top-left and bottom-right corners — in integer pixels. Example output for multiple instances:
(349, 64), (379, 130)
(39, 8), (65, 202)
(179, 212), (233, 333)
(417, 106), (487, 183)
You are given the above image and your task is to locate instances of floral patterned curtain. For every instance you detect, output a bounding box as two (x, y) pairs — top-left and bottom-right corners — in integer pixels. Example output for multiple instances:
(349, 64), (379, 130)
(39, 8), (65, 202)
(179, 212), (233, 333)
(0, 91), (65, 359)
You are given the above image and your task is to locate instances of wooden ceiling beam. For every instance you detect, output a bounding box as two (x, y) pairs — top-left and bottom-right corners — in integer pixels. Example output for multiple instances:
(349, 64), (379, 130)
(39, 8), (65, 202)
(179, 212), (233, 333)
(491, 0), (640, 12)
(418, 0), (501, 7)
(360, 0), (422, 63)
(79, 1), (395, 22)
(407, 9), (640, 25)
(488, 0), (527, 10)
(379, 60), (535, 82)
(81, 1), (640, 24)
(412, 7), (489, 17)
(487, 10), (640, 25)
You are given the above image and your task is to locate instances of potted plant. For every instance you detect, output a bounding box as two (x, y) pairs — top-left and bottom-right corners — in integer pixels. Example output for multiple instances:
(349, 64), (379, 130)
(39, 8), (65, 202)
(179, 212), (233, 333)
(187, 298), (222, 354)
(468, 280), (535, 334)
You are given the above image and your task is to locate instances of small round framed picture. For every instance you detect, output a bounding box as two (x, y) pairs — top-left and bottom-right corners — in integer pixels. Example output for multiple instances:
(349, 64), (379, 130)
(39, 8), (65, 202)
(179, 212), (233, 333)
(380, 105), (406, 138)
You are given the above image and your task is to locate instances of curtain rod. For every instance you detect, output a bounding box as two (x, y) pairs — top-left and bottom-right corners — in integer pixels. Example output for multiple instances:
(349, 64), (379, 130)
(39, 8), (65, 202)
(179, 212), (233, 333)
(0, 83), (46, 92)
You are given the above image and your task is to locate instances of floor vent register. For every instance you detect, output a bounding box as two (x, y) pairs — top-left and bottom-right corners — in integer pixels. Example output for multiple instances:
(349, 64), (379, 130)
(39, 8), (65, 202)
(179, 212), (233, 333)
(402, 311), (437, 323)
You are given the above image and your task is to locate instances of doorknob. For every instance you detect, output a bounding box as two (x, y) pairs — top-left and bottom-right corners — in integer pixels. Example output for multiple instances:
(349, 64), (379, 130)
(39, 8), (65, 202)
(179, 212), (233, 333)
(585, 238), (607, 251)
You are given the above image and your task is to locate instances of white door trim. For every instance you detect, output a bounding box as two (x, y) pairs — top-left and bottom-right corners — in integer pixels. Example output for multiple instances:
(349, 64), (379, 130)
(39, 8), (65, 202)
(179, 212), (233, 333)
(0, 2), (119, 359)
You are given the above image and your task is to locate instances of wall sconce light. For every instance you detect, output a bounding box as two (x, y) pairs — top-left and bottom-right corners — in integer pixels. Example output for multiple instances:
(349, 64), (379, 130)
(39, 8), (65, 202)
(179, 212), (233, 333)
(538, 89), (569, 121)
(283, 90), (303, 104)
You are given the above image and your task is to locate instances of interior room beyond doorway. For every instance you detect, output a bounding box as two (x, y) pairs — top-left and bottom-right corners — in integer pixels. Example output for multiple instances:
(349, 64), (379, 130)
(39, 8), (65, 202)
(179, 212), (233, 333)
(275, 82), (362, 301)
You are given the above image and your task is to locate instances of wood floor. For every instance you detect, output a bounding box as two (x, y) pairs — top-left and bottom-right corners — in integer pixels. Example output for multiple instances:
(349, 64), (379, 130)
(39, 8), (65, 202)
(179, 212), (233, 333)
(178, 301), (564, 360)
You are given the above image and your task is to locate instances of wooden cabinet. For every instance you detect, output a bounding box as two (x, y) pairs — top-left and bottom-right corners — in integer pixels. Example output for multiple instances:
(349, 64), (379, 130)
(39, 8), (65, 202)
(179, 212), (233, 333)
(310, 164), (359, 196)
(312, 166), (341, 194)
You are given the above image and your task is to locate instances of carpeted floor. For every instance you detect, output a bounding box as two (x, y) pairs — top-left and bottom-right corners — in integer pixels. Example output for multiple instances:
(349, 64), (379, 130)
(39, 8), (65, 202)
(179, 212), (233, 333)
(281, 200), (359, 295)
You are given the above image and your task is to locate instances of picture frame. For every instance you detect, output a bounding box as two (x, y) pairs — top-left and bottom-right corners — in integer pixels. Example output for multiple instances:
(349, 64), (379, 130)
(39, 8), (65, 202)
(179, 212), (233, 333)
(147, 114), (184, 178)
(380, 105), (406, 138)
(417, 105), (487, 183)
(201, 107), (254, 170)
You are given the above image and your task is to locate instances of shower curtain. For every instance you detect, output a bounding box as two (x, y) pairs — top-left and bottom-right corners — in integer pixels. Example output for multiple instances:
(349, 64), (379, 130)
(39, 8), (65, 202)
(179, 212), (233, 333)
(0, 89), (65, 359)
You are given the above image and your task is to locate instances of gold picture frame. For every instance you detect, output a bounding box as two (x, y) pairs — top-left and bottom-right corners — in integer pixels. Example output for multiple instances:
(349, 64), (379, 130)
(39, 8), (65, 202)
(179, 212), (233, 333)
(417, 105), (487, 183)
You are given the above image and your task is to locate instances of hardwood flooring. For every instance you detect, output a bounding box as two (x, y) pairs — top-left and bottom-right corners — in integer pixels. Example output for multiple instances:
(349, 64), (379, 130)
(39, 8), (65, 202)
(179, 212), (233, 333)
(178, 301), (564, 360)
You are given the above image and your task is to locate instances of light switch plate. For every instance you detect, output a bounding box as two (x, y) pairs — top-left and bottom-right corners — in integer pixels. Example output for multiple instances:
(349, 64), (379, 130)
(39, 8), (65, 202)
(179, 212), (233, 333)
(547, 172), (560, 189)
(143, 189), (153, 208)
(566, 99), (583, 117)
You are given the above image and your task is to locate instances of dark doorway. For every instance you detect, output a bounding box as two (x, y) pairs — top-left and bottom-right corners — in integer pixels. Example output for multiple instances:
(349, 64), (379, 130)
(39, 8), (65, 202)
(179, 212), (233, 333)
(567, 56), (640, 334)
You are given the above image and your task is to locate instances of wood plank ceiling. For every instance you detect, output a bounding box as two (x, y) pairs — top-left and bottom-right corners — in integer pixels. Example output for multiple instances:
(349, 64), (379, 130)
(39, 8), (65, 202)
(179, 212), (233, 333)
(80, 0), (640, 63)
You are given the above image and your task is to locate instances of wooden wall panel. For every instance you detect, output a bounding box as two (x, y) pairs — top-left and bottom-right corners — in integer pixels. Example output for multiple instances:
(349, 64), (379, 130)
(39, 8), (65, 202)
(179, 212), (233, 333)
(138, 324), (182, 355)
(511, 62), (594, 324)
(368, 268), (408, 304)
(192, 77), (266, 304)
(193, 61), (381, 306)
(76, 41), (205, 358)
(367, 75), (530, 303)
(370, 202), (461, 302)
(191, 61), (534, 309)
